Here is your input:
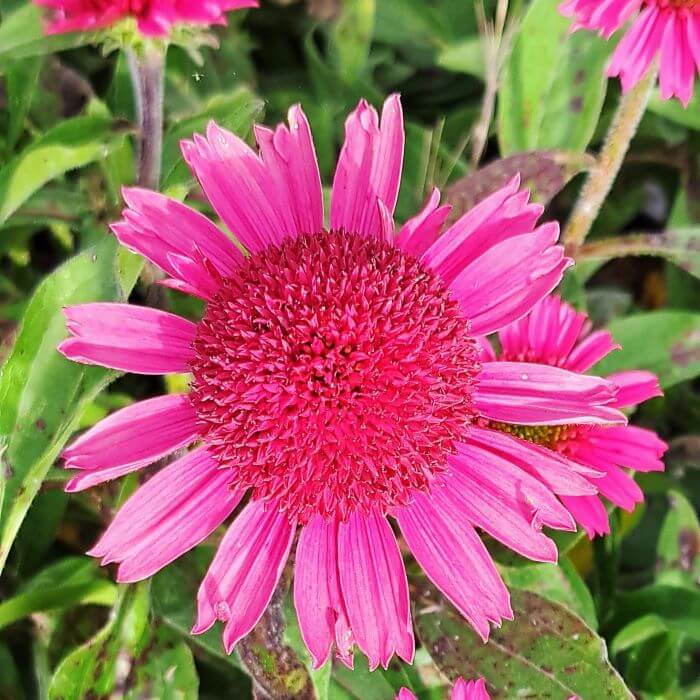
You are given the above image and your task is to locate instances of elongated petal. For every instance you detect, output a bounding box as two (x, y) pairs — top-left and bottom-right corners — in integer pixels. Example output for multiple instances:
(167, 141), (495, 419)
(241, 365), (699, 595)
(396, 489), (512, 641)
(89, 448), (243, 582)
(448, 447), (575, 562)
(294, 516), (354, 669)
(560, 494), (611, 538)
(63, 394), (198, 491)
(395, 188), (451, 257)
(448, 223), (571, 335)
(566, 330), (620, 372)
(114, 188), (243, 299)
(59, 303), (196, 374)
(193, 501), (296, 653)
(181, 108), (322, 253)
(475, 361), (626, 425)
(466, 426), (600, 496)
(338, 509), (414, 669)
(608, 370), (662, 408)
(582, 425), (667, 472)
(331, 95), (404, 238)
(452, 677), (491, 700)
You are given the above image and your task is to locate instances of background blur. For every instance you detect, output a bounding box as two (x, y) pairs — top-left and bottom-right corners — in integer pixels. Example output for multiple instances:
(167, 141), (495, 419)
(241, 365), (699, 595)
(0, 0), (699, 698)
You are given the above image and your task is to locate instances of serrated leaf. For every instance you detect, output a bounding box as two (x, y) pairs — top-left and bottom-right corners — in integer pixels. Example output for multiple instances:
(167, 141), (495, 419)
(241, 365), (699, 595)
(414, 582), (633, 699)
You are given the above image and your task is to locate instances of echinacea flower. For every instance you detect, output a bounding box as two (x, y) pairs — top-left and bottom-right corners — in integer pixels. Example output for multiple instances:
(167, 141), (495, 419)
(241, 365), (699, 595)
(59, 95), (627, 669)
(34, 0), (258, 36)
(559, 0), (700, 106)
(478, 294), (667, 537)
(398, 677), (490, 700)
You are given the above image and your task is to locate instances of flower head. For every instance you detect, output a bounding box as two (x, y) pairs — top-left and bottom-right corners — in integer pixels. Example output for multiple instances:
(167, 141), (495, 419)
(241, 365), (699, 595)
(479, 294), (667, 537)
(59, 96), (627, 669)
(559, 0), (700, 105)
(35, 0), (258, 36)
(399, 677), (490, 700)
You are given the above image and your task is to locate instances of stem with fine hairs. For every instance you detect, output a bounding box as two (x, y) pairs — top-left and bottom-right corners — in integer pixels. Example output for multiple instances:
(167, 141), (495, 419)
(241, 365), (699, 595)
(126, 45), (165, 190)
(563, 67), (657, 254)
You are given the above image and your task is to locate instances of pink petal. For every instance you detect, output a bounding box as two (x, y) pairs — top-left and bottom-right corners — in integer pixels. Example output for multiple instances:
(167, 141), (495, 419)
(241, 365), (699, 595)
(658, 11), (695, 107)
(331, 95), (404, 238)
(566, 330), (620, 373)
(560, 494), (611, 538)
(59, 303), (196, 374)
(193, 500), (296, 653)
(294, 516), (354, 669)
(337, 509), (414, 670)
(395, 188), (451, 257)
(475, 361), (627, 425)
(114, 188), (243, 300)
(447, 446), (575, 563)
(396, 489), (512, 641)
(63, 394), (198, 492)
(558, 0), (641, 38)
(397, 690), (417, 700)
(608, 370), (662, 408)
(452, 677), (491, 700)
(89, 448), (243, 582)
(466, 426), (600, 496)
(607, 6), (666, 93)
(181, 108), (322, 253)
(583, 425), (667, 472)
(447, 223), (571, 336)
(423, 178), (548, 285)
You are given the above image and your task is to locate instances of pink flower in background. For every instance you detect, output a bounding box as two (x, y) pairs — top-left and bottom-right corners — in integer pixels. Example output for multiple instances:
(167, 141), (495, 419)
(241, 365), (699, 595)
(479, 294), (667, 537)
(59, 95), (627, 668)
(398, 677), (490, 700)
(35, 0), (258, 36)
(559, 0), (700, 106)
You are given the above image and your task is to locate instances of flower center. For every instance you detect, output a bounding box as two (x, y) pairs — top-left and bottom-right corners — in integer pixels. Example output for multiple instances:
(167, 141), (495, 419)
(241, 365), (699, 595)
(649, 0), (700, 11)
(485, 421), (578, 449)
(189, 230), (480, 522)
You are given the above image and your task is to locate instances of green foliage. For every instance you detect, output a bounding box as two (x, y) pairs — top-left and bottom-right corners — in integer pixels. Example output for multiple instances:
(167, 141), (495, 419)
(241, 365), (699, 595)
(1, 0), (699, 697)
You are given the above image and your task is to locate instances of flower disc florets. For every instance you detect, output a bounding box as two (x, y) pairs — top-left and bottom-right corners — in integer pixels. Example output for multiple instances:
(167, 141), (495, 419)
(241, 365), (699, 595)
(189, 230), (480, 523)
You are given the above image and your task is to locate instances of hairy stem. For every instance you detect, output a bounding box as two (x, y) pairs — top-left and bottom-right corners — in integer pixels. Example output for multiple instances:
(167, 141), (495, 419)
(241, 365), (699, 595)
(563, 68), (657, 254)
(126, 46), (165, 189)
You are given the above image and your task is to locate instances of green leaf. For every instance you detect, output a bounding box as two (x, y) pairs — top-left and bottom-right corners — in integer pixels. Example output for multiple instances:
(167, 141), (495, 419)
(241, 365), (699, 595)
(48, 584), (198, 700)
(0, 237), (141, 575)
(0, 640), (23, 700)
(593, 311), (700, 389)
(437, 37), (484, 78)
(329, 0), (376, 83)
(0, 4), (91, 62)
(0, 115), (129, 225)
(503, 559), (598, 629)
(648, 90), (700, 131)
(656, 490), (700, 589)
(414, 583), (633, 698)
(4, 55), (42, 151)
(498, 0), (610, 154)
(0, 558), (116, 631)
(611, 614), (670, 655)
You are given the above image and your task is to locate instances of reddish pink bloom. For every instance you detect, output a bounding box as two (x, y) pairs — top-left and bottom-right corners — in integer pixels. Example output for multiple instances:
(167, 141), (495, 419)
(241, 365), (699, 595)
(34, 0), (258, 36)
(478, 294), (667, 537)
(559, 0), (700, 106)
(399, 677), (490, 700)
(59, 96), (626, 668)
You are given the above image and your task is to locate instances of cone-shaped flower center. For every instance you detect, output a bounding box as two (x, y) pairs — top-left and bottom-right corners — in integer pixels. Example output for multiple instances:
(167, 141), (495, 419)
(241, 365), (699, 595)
(654, 0), (699, 10)
(189, 230), (480, 522)
(486, 421), (581, 450)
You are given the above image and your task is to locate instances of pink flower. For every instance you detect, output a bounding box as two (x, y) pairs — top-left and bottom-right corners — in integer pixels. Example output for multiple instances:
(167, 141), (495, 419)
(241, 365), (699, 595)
(399, 677), (490, 700)
(559, 0), (700, 106)
(478, 294), (667, 538)
(59, 96), (627, 669)
(34, 0), (258, 36)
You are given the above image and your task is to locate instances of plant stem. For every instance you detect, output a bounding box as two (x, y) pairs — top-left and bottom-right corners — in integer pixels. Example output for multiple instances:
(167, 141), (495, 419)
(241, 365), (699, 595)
(563, 68), (657, 254)
(126, 46), (165, 189)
